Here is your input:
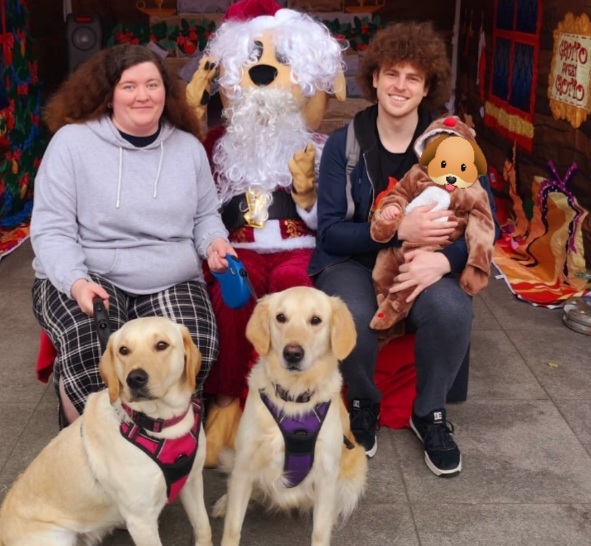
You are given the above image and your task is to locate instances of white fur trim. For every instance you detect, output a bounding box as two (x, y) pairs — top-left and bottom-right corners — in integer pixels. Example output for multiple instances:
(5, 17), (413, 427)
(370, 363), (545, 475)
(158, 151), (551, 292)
(230, 220), (315, 254)
(296, 201), (318, 230)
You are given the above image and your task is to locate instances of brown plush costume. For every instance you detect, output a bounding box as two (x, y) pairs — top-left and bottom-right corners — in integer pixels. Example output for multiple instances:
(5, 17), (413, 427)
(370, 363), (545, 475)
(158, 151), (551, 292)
(369, 116), (495, 336)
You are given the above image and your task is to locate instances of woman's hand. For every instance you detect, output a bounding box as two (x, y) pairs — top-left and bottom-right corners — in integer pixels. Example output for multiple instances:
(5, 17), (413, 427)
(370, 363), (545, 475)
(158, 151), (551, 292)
(206, 238), (237, 273)
(389, 249), (451, 303)
(70, 279), (110, 316)
(397, 203), (457, 244)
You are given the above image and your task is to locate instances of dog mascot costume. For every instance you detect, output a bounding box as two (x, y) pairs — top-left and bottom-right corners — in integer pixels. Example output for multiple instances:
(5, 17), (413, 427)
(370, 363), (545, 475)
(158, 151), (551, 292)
(369, 116), (496, 338)
(186, 0), (346, 467)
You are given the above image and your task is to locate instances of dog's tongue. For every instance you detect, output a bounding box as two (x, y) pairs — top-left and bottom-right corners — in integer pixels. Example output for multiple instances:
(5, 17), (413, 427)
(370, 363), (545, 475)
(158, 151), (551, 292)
(445, 184), (456, 192)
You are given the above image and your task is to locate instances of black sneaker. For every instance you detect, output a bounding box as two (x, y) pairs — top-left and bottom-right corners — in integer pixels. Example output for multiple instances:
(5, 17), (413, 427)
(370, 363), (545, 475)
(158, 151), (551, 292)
(349, 399), (380, 457)
(409, 408), (461, 477)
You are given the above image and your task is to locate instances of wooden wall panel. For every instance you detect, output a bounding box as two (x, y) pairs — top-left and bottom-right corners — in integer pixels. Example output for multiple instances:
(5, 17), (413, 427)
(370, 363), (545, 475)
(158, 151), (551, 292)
(459, 0), (591, 268)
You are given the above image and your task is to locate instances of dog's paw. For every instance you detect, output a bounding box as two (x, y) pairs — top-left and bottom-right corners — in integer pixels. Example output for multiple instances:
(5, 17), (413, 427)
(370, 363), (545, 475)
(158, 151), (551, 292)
(211, 493), (228, 518)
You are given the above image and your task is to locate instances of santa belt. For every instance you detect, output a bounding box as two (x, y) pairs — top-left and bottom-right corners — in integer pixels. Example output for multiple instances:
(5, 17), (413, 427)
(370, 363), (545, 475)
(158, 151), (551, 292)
(222, 190), (299, 232)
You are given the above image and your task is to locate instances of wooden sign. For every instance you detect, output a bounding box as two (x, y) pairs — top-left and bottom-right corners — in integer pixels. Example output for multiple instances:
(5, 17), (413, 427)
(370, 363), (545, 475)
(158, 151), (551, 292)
(548, 12), (591, 128)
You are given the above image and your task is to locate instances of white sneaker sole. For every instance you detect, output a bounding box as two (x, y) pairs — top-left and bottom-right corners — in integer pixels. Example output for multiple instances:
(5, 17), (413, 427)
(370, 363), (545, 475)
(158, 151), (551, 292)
(365, 438), (377, 458)
(409, 418), (461, 477)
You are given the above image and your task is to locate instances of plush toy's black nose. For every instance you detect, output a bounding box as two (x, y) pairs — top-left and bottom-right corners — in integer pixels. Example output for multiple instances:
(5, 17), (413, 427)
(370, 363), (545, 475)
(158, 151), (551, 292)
(249, 64), (278, 86)
(283, 344), (304, 367)
(446, 175), (457, 185)
(127, 369), (148, 390)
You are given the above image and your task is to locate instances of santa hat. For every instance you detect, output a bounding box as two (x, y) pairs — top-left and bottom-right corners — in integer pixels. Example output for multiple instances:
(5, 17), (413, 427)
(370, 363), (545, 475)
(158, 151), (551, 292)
(223, 0), (282, 21)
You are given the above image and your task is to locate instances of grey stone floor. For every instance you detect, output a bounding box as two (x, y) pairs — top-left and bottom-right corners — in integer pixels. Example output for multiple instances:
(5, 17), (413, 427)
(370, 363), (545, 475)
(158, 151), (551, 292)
(1, 239), (591, 545)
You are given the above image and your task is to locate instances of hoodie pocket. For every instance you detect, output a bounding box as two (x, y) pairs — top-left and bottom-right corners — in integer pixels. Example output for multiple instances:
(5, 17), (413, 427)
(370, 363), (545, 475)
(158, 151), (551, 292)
(84, 248), (119, 276)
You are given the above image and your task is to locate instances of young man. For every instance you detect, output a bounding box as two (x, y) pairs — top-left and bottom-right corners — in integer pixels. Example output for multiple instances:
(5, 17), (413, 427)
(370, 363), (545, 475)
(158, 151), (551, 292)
(309, 21), (500, 475)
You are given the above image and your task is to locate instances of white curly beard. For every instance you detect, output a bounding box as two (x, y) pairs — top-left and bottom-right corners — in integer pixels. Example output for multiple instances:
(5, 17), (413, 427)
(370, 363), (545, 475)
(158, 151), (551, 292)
(213, 87), (314, 204)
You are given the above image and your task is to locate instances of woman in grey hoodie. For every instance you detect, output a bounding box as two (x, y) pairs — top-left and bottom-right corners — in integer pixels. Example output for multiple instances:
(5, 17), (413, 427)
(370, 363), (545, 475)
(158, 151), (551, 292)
(31, 44), (235, 426)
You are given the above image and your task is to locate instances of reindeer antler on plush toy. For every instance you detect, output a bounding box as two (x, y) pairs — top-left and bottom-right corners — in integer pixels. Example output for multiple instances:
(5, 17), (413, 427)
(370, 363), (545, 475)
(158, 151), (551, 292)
(185, 0), (347, 468)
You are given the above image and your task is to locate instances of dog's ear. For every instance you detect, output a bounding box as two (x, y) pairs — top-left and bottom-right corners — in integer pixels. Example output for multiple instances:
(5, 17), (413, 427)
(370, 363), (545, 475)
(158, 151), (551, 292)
(469, 140), (488, 175)
(419, 135), (448, 167)
(246, 296), (271, 355)
(99, 336), (120, 403)
(329, 296), (357, 361)
(180, 325), (201, 392)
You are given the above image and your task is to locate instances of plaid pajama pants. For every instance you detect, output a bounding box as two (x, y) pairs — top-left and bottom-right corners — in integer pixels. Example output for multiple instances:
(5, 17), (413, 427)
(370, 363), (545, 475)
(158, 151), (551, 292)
(32, 275), (218, 415)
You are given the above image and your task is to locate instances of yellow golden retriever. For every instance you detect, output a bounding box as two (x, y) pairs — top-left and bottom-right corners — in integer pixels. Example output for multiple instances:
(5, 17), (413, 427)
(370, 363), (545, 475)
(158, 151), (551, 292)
(213, 286), (368, 546)
(0, 317), (212, 546)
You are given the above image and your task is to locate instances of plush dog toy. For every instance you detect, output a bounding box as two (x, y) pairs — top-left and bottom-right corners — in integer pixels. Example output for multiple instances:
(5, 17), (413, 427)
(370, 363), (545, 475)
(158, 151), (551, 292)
(185, 0), (346, 467)
(369, 116), (496, 337)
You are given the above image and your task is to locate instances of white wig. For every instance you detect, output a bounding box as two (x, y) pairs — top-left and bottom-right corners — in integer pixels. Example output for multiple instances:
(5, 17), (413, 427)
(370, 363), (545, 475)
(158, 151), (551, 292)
(205, 8), (345, 100)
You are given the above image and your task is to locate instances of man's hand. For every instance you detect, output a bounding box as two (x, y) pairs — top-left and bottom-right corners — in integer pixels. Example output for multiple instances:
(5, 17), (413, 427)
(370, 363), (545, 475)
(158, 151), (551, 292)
(206, 237), (237, 273)
(289, 144), (317, 211)
(389, 249), (451, 303)
(397, 203), (457, 244)
(70, 279), (109, 316)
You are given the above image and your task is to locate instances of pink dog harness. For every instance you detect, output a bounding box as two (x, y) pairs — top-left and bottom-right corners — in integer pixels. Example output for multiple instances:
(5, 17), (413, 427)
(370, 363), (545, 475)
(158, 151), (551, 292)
(119, 396), (202, 503)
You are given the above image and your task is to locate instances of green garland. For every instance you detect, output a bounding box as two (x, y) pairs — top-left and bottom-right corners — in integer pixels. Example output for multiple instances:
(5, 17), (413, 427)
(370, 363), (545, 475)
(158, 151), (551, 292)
(0, 0), (45, 229)
(105, 15), (385, 56)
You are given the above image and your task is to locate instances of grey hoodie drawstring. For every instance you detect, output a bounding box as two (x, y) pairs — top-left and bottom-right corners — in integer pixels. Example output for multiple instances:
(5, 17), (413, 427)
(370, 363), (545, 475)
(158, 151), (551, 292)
(153, 141), (164, 199)
(115, 142), (164, 208)
(116, 147), (123, 209)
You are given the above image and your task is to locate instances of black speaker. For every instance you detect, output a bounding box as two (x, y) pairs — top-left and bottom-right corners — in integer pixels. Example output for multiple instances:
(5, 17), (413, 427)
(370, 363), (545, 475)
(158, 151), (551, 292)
(66, 14), (102, 74)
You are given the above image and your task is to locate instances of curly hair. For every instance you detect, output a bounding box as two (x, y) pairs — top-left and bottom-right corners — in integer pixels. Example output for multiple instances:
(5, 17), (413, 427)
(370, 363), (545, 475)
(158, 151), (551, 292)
(43, 44), (203, 139)
(356, 21), (452, 111)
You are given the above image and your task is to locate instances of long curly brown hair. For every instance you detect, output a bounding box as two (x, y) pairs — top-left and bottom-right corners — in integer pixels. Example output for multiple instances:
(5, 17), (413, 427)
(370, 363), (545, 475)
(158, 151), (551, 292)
(356, 21), (452, 111)
(43, 44), (203, 139)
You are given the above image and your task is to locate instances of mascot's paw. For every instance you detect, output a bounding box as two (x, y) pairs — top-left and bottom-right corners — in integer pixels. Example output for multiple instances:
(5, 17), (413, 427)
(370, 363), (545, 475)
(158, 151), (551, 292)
(204, 398), (242, 468)
(289, 144), (317, 210)
(186, 56), (218, 128)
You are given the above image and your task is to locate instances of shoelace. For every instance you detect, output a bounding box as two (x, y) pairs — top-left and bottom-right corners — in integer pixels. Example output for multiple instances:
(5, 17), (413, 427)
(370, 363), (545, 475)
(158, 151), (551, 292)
(350, 406), (380, 432)
(424, 420), (456, 450)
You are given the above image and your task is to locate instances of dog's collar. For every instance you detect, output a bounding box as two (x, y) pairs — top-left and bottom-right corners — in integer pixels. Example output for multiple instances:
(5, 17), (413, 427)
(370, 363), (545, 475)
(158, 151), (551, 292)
(273, 383), (314, 403)
(120, 402), (190, 433)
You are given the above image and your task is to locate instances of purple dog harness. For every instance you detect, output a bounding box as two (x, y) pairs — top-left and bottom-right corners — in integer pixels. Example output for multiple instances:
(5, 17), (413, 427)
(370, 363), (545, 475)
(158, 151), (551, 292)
(119, 396), (202, 503)
(260, 387), (331, 488)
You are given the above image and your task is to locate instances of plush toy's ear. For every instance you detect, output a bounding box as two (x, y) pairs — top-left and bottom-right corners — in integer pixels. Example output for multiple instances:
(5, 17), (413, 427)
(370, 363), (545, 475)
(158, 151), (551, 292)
(333, 69), (347, 102)
(470, 140), (488, 175)
(419, 135), (448, 167)
(302, 92), (329, 132)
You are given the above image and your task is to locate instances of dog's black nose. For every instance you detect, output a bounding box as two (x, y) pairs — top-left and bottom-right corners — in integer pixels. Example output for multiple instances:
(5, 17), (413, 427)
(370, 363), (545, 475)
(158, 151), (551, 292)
(283, 344), (304, 367)
(249, 64), (278, 86)
(126, 369), (148, 390)
(446, 175), (457, 184)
